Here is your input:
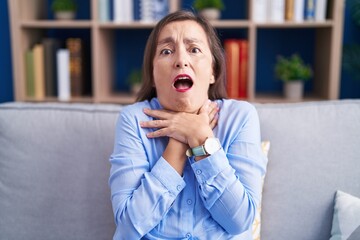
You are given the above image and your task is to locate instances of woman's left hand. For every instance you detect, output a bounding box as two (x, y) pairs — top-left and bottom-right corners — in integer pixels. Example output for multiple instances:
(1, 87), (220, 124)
(140, 100), (219, 147)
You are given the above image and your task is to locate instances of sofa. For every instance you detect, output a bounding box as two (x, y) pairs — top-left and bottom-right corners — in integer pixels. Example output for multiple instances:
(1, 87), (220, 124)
(0, 100), (359, 240)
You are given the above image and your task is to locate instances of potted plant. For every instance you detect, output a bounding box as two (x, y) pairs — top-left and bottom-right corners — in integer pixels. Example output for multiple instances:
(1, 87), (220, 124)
(127, 69), (143, 95)
(193, 0), (225, 20)
(51, 0), (77, 20)
(275, 54), (312, 101)
(342, 0), (360, 80)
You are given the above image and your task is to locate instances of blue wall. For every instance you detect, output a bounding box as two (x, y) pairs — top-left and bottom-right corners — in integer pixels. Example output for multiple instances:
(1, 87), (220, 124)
(0, 0), (13, 103)
(1, 0), (359, 103)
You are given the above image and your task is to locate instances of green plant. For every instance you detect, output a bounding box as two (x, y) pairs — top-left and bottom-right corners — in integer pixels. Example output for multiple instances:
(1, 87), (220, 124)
(351, 0), (360, 26)
(343, 44), (360, 80)
(51, 0), (76, 12)
(343, 0), (360, 80)
(127, 69), (142, 86)
(193, 0), (225, 11)
(275, 54), (312, 82)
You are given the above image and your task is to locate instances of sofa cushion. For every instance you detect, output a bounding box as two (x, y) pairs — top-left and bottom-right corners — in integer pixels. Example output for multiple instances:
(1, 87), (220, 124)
(255, 100), (360, 240)
(0, 102), (121, 240)
(330, 190), (360, 240)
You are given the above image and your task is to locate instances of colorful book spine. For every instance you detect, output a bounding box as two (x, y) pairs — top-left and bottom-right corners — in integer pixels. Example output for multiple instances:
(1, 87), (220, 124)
(305, 0), (316, 20)
(239, 40), (248, 99)
(25, 49), (35, 98)
(268, 0), (285, 23)
(252, 0), (267, 23)
(66, 38), (84, 97)
(98, 0), (110, 22)
(315, 0), (328, 21)
(285, 0), (295, 21)
(225, 39), (240, 99)
(294, 0), (305, 22)
(43, 38), (60, 97)
(113, 0), (133, 22)
(57, 49), (70, 101)
(33, 44), (45, 100)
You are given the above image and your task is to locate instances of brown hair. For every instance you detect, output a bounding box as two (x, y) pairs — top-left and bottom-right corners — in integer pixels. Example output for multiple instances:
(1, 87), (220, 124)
(136, 10), (227, 102)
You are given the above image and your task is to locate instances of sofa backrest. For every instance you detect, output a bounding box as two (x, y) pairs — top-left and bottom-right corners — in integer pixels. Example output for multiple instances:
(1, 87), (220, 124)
(0, 103), (121, 240)
(1, 100), (359, 240)
(256, 100), (360, 240)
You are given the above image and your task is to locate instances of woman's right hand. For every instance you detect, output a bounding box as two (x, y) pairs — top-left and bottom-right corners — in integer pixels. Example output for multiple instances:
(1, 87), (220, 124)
(140, 100), (219, 146)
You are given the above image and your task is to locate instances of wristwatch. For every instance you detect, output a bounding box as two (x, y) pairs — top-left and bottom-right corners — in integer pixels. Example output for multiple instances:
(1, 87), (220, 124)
(186, 137), (221, 157)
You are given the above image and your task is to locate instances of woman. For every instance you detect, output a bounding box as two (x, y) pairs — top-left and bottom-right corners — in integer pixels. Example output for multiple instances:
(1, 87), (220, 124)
(109, 10), (267, 240)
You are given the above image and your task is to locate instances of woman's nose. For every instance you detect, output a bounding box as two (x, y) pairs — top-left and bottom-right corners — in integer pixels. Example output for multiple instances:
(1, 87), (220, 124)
(174, 50), (189, 68)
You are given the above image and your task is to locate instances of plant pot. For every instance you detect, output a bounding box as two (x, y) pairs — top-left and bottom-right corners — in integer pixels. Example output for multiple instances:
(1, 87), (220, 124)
(131, 83), (142, 95)
(284, 80), (304, 101)
(199, 8), (221, 20)
(54, 11), (75, 20)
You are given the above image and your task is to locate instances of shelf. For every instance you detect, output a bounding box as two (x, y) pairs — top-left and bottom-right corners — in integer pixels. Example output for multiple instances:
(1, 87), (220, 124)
(98, 22), (157, 29)
(255, 20), (333, 28)
(24, 96), (94, 103)
(8, 0), (344, 104)
(253, 93), (325, 103)
(20, 20), (92, 28)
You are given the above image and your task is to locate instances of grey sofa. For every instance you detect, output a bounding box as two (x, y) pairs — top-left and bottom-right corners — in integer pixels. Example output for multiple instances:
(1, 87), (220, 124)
(0, 100), (359, 240)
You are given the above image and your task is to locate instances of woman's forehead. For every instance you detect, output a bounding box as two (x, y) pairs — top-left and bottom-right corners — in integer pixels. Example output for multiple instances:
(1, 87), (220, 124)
(157, 20), (208, 43)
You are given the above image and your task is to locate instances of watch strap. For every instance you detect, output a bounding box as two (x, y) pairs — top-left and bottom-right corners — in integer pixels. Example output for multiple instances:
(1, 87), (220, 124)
(191, 145), (207, 157)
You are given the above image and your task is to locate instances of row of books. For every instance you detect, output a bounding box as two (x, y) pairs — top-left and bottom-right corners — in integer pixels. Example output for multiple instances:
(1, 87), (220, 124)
(252, 0), (328, 23)
(25, 38), (90, 101)
(98, 0), (170, 23)
(224, 39), (248, 99)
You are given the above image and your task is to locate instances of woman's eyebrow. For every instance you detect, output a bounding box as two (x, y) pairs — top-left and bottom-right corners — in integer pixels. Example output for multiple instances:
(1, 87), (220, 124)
(157, 37), (204, 46)
(157, 37), (174, 46)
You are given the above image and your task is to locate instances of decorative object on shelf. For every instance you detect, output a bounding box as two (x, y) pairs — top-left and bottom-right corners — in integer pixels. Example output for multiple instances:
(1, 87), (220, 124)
(275, 54), (312, 101)
(51, 0), (77, 20)
(127, 69), (143, 95)
(343, 0), (360, 80)
(192, 0), (225, 20)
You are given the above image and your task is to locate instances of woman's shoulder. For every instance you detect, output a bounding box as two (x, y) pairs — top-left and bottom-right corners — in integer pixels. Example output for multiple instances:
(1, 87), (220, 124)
(219, 99), (256, 115)
(119, 98), (160, 119)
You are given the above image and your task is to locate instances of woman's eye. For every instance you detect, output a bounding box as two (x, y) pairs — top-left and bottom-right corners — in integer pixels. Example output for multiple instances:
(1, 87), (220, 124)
(191, 47), (201, 53)
(160, 49), (173, 55)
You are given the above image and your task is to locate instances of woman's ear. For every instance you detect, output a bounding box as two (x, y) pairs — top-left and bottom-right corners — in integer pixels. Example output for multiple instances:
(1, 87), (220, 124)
(210, 75), (215, 84)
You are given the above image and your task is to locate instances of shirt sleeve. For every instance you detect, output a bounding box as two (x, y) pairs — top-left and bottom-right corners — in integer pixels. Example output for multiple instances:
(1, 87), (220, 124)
(191, 105), (267, 235)
(109, 109), (186, 239)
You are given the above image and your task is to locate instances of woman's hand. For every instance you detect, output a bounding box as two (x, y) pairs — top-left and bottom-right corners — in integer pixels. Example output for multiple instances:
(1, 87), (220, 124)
(140, 100), (219, 147)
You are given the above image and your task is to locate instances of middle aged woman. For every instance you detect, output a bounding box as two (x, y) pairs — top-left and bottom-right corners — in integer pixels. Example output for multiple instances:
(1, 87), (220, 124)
(109, 10), (267, 240)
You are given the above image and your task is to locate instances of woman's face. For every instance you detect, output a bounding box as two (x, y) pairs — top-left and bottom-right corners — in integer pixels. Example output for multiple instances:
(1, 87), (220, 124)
(153, 20), (215, 113)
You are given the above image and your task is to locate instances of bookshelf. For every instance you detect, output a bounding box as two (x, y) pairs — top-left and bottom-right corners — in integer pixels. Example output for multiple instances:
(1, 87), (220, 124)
(8, 0), (345, 104)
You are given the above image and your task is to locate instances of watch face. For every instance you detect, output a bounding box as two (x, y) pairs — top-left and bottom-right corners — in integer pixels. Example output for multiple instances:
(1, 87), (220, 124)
(204, 138), (221, 155)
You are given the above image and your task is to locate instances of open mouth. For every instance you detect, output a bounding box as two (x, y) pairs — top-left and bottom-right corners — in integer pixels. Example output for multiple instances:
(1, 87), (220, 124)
(173, 75), (193, 92)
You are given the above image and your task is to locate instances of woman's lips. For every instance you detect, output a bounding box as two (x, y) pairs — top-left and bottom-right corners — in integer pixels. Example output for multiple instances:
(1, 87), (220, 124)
(172, 74), (193, 92)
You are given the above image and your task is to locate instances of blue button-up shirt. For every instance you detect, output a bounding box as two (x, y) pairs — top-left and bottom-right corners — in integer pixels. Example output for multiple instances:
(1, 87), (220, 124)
(109, 98), (267, 239)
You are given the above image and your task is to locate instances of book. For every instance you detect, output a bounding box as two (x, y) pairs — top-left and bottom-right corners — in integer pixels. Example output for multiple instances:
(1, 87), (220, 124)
(42, 38), (60, 97)
(238, 40), (248, 99)
(252, 0), (267, 23)
(315, 0), (328, 21)
(113, 0), (133, 22)
(285, 0), (294, 21)
(294, 0), (305, 22)
(66, 38), (84, 97)
(224, 39), (249, 99)
(225, 39), (240, 99)
(139, 0), (153, 22)
(268, 0), (285, 23)
(33, 44), (45, 100)
(56, 49), (70, 101)
(98, 0), (110, 22)
(25, 49), (35, 98)
(305, 0), (315, 20)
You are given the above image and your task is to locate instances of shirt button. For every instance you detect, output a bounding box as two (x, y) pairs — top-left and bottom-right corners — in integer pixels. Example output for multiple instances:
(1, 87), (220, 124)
(186, 233), (191, 238)
(187, 199), (192, 205)
(176, 185), (182, 191)
(196, 169), (202, 175)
